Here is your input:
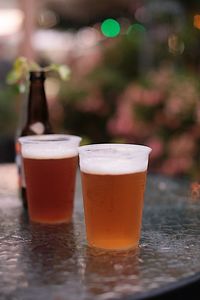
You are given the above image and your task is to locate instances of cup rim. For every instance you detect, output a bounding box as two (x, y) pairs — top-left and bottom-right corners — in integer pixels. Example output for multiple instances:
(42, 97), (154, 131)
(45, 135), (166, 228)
(79, 143), (152, 155)
(18, 134), (81, 144)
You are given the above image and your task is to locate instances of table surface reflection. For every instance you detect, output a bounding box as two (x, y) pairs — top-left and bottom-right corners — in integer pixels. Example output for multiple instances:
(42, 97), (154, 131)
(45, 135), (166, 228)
(0, 164), (200, 300)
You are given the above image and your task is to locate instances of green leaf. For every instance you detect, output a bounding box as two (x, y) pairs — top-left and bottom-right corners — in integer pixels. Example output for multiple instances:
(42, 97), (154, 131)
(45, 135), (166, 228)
(6, 70), (21, 84)
(14, 56), (28, 71)
(49, 63), (60, 71)
(57, 65), (71, 80)
(7, 57), (29, 85)
(6, 57), (71, 92)
(29, 61), (40, 71)
(18, 83), (27, 93)
(47, 64), (71, 80)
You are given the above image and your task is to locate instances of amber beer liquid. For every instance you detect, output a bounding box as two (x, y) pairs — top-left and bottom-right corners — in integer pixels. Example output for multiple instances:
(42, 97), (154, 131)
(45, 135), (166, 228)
(79, 144), (151, 250)
(24, 156), (77, 223)
(19, 135), (81, 224)
(81, 171), (147, 249)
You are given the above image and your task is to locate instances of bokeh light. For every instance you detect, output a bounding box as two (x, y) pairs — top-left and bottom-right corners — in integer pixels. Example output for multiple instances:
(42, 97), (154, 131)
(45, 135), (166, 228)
(168, 34), (184, 55)
(194, 15), (200, 30)
(76, 27), (101, 49)
(101, 19), (121, 38)
(135, 6), (151, 24)
(38, 9), (59, 29)
(0, 9), (24, 36)
(127, 23), (146, 35)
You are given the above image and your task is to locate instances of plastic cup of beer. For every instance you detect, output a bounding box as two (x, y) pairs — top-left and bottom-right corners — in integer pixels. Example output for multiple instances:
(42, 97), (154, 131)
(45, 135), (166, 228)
(19, 134), (81, 224)
(79, 143), (152, 250)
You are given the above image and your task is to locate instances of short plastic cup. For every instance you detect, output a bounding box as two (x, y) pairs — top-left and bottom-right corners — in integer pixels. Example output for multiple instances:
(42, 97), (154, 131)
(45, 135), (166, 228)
(19, 134), (81, 224)
(79, 143), (151, 250)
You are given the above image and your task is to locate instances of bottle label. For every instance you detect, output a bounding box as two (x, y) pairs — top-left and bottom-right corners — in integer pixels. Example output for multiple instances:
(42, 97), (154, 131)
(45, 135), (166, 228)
(29, 122), (45, 134)
(15, 141), (26, 188)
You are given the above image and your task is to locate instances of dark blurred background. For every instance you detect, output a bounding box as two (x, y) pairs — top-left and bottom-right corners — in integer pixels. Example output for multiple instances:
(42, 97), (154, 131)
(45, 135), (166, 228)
(0, 0), (200, 178)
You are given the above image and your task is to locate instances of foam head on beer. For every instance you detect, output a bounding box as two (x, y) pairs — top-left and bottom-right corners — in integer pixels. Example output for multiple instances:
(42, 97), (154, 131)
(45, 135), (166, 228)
(79, 143), (152, 250)
(19, 134), (81, 159)
(79, 144), (151, 175)
(19, 134), (81, 224)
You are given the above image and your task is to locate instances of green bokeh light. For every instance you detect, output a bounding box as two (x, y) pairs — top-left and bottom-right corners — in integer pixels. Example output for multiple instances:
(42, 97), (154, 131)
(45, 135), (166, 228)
(101, 19), (121, 38)
(127, 23), (146, 35)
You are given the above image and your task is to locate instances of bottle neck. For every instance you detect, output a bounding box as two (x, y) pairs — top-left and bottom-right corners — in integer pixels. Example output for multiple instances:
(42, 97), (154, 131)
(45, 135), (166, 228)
(27, 79), (50, 124)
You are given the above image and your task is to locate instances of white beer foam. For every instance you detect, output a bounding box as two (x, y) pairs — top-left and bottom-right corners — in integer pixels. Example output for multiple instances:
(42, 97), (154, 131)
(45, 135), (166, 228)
(19, 135), (81, 159)
(79, 144), (151, 175)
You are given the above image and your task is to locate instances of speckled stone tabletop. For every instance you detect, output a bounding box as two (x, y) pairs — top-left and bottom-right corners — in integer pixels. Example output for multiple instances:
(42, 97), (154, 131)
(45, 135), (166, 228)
(0, 164), (200, 300)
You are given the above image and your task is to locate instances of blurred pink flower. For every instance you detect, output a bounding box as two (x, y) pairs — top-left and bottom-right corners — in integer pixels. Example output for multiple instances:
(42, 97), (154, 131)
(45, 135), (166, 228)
(108, 92), (156, 138)
(108, 100), (134, 136)
(154, 112), (180, 129)
(76, 90), (107, 115)
(138, 89), (163, 106)
(118, 84), (141, 104)
(73, 47), (102, 78)
(146, 137), (164, 159)
(160, 157), (193, 176)
(168, 134), (196, 158)
(195, 103), (200, 123)
(148, 67), (172, 89)
(189, 125), (200, 139)
(120, 84), (163, 106)
(108, 116), (134, 136)
(165, 96), (183, 115)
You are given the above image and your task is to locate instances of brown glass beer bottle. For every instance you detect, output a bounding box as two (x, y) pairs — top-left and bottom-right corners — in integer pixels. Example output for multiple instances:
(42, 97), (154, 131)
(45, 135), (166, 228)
(16, 71), (53, 208)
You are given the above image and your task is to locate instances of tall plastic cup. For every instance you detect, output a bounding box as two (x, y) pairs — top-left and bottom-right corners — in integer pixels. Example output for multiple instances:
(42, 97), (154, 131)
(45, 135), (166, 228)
(19, 134), (81, 224)
(79, 143), (151, 250)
